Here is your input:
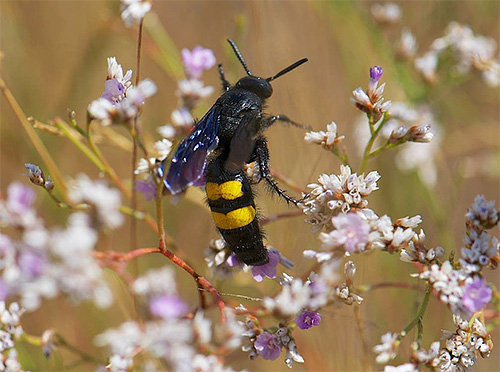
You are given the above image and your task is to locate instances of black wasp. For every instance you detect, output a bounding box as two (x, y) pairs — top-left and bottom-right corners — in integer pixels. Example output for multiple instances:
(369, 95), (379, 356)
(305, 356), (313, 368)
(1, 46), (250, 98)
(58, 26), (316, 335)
(160, 39), (307, 266)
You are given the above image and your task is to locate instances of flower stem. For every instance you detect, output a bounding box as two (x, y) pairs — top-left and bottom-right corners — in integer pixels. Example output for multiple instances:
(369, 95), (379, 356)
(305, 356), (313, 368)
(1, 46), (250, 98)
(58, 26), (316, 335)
(398, 284), (433, 341)
(359, 112), (388, 174)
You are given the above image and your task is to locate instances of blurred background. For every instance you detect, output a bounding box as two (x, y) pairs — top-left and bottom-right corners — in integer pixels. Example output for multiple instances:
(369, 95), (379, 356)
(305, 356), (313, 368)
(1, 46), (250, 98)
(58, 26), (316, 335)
(1, 1), (499, 371)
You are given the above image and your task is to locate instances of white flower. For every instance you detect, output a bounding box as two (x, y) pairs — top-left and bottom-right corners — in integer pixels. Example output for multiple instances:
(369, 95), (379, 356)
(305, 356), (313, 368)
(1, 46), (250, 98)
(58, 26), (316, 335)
(178, 79), (214, 101)
(157, 124), (176, 139)
(371, 3), (401, 25)
(298, 165), (380, 230)
(154, 139), (173, 161)
(373, 332), (399, 364)
(88, 98), (115, 126)
(304, 121), (344, 148)
(396, 30), (418, 59)
(133, 267), (177, 296)
(120, 0), (151, 27)
(68, 174), (124, 229)
(263, 278), (312, 317)
(415, 52), (439, 83)
(383, 363), (418, 372)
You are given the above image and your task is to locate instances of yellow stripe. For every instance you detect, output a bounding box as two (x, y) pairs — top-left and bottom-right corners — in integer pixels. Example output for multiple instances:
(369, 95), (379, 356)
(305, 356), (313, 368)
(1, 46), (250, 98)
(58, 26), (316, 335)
(211, 206), (256, 230)
(206, 181), (244, 201)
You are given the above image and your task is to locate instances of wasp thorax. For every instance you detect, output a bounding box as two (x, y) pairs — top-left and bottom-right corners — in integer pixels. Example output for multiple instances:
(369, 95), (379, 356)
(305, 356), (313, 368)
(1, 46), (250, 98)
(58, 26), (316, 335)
(235, 76), (273, 99)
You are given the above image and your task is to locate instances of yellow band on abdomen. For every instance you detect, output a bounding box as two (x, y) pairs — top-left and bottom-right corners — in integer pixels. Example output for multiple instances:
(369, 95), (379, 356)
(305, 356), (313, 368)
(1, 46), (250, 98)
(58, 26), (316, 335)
(206, 181), (244, 201)
(211, 206), (256, 230)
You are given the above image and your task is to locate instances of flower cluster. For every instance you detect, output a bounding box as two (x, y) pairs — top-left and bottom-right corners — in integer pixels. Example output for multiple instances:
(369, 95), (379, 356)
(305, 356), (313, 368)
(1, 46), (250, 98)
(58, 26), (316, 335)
(298, 165), (380, 230)
(304, 121), (345, 151)
(430, 315), (493, 371)
(120, 0), (151, 27)
(371, 3), (401, 25)
(0, 302), (24, 371)
(24, 163), (54, 192)
(351, 65), (391, 123)
(97, 304), (245, 371)
(158, 46), (216, 138)
(88, 57), (157, 126)
(354, 102), (440, 186)
(0, 181), (113, 311)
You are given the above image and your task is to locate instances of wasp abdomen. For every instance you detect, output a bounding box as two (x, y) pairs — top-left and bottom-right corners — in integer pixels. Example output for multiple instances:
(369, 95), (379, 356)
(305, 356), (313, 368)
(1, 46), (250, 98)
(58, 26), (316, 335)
(206, 167), (268, 266)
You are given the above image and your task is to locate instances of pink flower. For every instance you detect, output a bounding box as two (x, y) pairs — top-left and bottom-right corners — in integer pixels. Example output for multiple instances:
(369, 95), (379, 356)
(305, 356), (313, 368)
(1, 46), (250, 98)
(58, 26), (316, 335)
(181, 46), (216, 79)
(6, 182), (35, 215)
(149, 294), (188, 319)
(327, 213), (370, 252)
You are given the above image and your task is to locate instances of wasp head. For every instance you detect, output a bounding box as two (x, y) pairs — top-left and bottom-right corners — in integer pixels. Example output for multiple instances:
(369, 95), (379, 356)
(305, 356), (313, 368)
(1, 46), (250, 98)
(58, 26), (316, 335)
(236, 76), (273, 99)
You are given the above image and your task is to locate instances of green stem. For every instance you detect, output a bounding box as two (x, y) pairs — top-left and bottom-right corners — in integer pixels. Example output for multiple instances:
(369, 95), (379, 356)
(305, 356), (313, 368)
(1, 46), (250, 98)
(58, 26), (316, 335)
(359, 113), (389, 173)
(398, 284), (433, 342)
(54, 119), (107, 173)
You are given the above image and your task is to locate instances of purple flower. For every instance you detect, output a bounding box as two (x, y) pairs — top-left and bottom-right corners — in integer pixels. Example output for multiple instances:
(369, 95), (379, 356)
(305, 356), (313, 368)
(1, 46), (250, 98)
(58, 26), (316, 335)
(255, 332), (282, 360)
(18, 251), (45, 279)
(101, 78), (126, 103)
(0, 279), (10, 301)
(252, 249), (280, 282)
(136, 180), (156, 201)
(181, 46), (216, 79)
(226, 253), (240, 267)
(370, 65), (384, 83)
(462, 277), (492, 313)
(149, 294), (188, 319)
(329, 213), (370, 252)
(295, 311), (321, 330)
(6, 182), (36, 214)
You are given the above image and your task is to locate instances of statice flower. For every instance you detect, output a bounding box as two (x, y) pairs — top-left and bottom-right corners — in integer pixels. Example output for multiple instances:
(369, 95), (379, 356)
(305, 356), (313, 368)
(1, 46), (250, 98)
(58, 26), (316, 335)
(400, 229), (445, 264)
(396, 30), (418, 59)
(371, 3), (401, 25)
(461, 230), (499, 273)
(24, 163), (54, 191)
(149, 295), (188, 319)
(465, 195), (499, 230)
(415, 52), (439, 83)
(181, 46), (217, 79)
(191, 354), (243, 372)
(431, 315), (493, 371)
(102, 57), (133, 103)
(298, 165), (380, 230)
(50, 212), (112, 309)
(88, 79), (157, 126)
(120, 0), (151, 27)
(251, 249), (280, 282)
(295, 311), (321, 330)
(2, 182), (37, 223)
(431, 22), (500, 86)
(411, 340), (440, 365)
(204, 239), (235, 278)
(68, 174), (124, 229)
(462, 277), (492, 314)
(417, 261), (470, 317)
(373, 332), (399, 364)
(351, 65), (391, 122)
(254, 332), (281, 360)
(263, 277), (313, 317)
(319, 212), (370, 253)
(133, 266), (177, 296)
(304, 121), (344, 150)
(383, 364), (418, 372)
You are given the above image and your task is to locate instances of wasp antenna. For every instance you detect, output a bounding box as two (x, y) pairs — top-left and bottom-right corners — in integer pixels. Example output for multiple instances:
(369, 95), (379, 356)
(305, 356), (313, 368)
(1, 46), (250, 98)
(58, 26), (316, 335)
(267, 58), (308, 82)
(227, 38), (252, 76)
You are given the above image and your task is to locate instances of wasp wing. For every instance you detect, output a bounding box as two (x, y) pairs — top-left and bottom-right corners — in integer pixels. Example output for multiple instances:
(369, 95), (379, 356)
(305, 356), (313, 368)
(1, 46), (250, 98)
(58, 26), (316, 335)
(161, 106), (220, 194)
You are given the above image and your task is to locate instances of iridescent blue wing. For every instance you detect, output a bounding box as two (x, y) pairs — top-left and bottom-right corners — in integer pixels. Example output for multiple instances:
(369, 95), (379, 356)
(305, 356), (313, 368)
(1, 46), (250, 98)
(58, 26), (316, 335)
(161, 106), (220, 194)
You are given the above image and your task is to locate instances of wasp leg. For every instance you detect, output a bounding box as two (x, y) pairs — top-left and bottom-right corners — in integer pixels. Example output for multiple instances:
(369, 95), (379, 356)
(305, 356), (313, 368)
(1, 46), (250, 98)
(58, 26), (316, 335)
(253, 137), (299, 205)
(218, 64), (231, 92)
(262, 114), (311, 130)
